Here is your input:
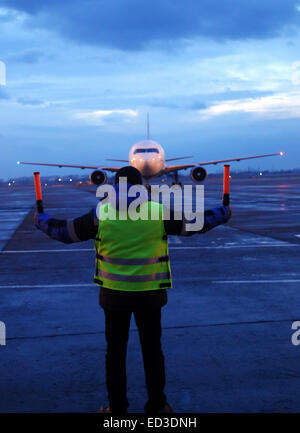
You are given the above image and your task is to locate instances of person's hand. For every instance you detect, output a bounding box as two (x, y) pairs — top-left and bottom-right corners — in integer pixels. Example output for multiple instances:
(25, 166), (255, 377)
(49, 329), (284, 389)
(34, 212), (51, 231)
(227, 205), (232, 218)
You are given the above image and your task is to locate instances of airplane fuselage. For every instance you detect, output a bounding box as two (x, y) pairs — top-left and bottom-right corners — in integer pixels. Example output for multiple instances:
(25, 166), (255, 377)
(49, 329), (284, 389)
(129, 140), (165, 178)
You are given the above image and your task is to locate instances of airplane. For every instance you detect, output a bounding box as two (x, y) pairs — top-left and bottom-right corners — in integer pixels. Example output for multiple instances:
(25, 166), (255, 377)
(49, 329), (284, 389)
(17, 115), (284, 186)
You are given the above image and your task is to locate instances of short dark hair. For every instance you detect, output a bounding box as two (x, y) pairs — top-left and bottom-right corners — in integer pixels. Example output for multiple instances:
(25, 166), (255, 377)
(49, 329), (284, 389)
(114, 166), (143, 185)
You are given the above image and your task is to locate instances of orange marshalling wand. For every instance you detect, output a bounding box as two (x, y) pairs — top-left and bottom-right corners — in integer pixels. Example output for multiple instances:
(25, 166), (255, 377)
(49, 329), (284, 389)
(223, 164), (230, 206)
(33, 172), (44, 213)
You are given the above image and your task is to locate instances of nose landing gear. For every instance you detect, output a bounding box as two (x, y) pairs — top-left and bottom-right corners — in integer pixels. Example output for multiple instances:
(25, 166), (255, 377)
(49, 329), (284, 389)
(171, 171), (182, 187)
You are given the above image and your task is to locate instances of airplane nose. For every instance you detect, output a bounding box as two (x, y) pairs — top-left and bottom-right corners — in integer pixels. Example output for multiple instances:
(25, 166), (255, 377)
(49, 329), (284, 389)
(143, 161), (152, 176)
(136, 158), (146, 170)
(135, 158), (152, 176)
(143, 160), (151, 173)
(132, 153), (160, 177)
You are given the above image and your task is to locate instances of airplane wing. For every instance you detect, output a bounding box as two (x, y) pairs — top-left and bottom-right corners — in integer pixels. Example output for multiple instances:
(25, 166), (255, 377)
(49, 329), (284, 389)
(106, 158), (129, 162)
(99, 166), (122, 172)
(164, 152), (283, 173)
(165, 156), (193, 162)
(17, 161), (121, 172)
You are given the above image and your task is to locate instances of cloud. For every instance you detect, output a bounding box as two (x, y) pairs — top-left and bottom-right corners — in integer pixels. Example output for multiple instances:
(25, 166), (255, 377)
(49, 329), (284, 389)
(2, 0), (62, 14)
(0, 7), (19, 22)
(147, 98), (181, 109)
(189, 101), (207, 110)
(75, 109), (138, 125)
(17, 96), (44, 105)
(9, 49), (44, 64)
(292, 60), (300, 85)
(2, 0), (300, 50)
(144, 90), (273, 112)
(209, 89), (275, 101)
(0, 87), (10, 100)
(198, 91), (300, 119)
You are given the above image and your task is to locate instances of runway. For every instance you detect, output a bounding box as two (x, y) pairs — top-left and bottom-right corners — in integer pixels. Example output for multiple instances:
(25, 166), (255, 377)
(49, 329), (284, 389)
(0, 175), (300, 413)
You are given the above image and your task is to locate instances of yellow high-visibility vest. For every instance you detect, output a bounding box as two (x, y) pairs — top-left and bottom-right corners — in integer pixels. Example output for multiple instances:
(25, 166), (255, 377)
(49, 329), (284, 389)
(94, 201), (172, 291)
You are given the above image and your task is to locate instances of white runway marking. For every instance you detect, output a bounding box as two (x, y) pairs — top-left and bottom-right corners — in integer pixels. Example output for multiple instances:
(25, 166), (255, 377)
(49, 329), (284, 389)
(168, 236), (182, 244)
(171, 244), (299, 249)
(1, 249), (94, 253)
(0, 283), (95, 289)
(2, 279), (300, 289)
(0, 243), (299, 254)
(213, 280), (300, 284)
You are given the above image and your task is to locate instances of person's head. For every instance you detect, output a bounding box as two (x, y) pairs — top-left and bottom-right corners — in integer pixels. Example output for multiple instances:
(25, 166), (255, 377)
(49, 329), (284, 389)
(114, 166), (142, 185)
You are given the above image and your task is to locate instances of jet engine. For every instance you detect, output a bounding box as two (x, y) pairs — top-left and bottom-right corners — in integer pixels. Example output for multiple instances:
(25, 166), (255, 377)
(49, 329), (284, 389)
(190, 166), (207, 182)
(90, 170), (107, 185)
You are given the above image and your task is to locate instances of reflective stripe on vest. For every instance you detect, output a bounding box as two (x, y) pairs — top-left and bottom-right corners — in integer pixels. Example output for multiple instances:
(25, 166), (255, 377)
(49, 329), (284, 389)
(96, 270), (170, 282)
(96, 253), (169, 266)
(94, 201), (172, 291)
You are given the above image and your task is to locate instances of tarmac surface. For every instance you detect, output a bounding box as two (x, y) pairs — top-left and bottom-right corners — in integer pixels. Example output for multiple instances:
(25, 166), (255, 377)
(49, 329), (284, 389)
(0, 175), (300, 413)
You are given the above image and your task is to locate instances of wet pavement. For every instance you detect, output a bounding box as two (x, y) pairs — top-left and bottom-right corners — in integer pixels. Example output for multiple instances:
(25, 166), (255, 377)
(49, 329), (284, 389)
(0, 176), (300, 413)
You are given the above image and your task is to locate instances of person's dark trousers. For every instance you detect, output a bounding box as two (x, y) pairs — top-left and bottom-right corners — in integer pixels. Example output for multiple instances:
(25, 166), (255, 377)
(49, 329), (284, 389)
(104, 308), (167, 413)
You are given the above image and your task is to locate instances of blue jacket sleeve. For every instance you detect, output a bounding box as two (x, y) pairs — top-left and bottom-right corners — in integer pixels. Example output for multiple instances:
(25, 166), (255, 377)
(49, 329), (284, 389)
(199, 205), (230, 234)
(164, 205), (230, 235)
(35, 213), (73, 244)
(176, 205), (230, 236)
(35, 208), (98, 243)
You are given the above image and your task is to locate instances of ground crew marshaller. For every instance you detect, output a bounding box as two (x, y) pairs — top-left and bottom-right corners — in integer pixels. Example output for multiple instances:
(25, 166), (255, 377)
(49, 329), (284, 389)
(34, 166), (231, 413)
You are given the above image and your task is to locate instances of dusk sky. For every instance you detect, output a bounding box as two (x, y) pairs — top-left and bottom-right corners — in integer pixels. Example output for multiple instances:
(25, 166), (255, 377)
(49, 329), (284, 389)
(1, 0), (300, 179)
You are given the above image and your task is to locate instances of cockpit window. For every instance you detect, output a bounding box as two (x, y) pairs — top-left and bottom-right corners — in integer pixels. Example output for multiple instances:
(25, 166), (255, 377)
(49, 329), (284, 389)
(134, 148), (159, 154)
(134, 149), (146, 154)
